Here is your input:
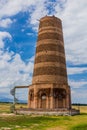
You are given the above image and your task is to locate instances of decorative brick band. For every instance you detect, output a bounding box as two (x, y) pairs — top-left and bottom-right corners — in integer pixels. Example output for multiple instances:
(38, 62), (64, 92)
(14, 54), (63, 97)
(36, 43), (64, 53)
(33, 66), (67, 77)
(39, 27), (62, 34)
(35, 55), (66, 64)
(37, 39), (64, 47)
(34, 62), (66, 69)
(32, 75), (67, 84)
(38, 28), (62, 35)
(36, 51), (65, 58)
(37, 32), (63, 42)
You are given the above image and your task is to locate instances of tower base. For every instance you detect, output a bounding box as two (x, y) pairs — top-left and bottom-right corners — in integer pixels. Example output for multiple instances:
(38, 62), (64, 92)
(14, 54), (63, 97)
(28, 83), (71, 110)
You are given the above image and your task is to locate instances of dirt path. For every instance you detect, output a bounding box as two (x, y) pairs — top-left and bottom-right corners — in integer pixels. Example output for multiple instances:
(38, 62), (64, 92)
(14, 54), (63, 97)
(0, 113), (15, 117)
(47, 127), (64, 130)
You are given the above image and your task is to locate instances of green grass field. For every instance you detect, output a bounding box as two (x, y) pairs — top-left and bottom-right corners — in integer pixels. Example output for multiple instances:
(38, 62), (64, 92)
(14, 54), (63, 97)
(0, 103), (87, 130)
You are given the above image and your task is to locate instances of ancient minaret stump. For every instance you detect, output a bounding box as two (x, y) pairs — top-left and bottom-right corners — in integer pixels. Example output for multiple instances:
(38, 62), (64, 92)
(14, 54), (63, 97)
(28, 16), (71, 110)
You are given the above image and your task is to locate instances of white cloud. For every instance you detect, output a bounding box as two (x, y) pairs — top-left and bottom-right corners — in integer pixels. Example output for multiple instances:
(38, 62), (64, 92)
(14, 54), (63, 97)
(27, 32), (34, 36)
(0, 31), (34, 92)
(0, 18), (12, 28)
(0, 31), (12, 48)
(55, 0), (87, 65)
(0, 0), (47, 18)
(0, 0), (49, 31)
(0, 50), (34, 90)
(67, 67), (87, 75)
(71, 89), (87, 104)
(68, 79), (87, 103)
(69, 80), (87, 88)
(28, 0), (48, 30)
(0, 0), (29, 18)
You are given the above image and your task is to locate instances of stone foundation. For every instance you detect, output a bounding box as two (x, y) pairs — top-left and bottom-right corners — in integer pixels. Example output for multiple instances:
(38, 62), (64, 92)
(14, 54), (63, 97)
(15, 108), (80, 116)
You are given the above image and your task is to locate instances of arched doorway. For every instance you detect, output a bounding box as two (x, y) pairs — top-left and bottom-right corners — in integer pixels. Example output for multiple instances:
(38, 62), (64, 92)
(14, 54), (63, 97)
(54, 88), (66, 108)
(41, 93), (46, 109)
(58, 94), (63, 108)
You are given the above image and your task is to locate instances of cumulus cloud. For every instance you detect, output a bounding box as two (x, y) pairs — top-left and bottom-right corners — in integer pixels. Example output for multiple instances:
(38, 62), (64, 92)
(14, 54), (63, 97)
(71, 89), (87, 104)
(0, 0), (48, 31)
(27, 32), (34, 36)
(0, 0), (47, 18)
(0, 30), (34, 99)
(0, 31), (12, 48)
(55, 0), (87, 65)
(67, 67), (87, 75)
(28, 0), (48, 30)
(0, 51), (34, 88)
(0, 18), (13, 28)
(69, 80), (87, 88)
(68, 79), (87, 103)
(0, 0), (30, 18)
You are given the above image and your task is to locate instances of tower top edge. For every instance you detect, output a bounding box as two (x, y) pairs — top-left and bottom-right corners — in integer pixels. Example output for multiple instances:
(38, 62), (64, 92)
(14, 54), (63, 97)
(40, 15), (61, 22)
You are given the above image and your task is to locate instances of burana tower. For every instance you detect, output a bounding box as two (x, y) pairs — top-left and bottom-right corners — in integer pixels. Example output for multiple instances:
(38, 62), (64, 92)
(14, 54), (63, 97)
(28, 16), (71, 110)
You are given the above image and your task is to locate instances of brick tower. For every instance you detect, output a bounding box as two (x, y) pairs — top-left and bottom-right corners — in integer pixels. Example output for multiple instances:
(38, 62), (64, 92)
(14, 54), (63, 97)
(28, 16), (71, 110)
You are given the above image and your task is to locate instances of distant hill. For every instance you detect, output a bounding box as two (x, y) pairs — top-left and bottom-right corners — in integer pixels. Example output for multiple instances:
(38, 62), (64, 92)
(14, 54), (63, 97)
(0, 97), (13, 103)
(72, 103), (87, 106)
(0, 97), (27, 103)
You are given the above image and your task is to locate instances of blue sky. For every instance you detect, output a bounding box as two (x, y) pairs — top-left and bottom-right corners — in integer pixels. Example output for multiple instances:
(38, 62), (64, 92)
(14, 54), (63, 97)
(0, 0), (87, 104)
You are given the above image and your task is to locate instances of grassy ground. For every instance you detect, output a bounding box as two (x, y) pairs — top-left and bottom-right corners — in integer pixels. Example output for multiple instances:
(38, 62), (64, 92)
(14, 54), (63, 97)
(0, 103), (87, 130)
(72, 105), (87, 113)
(0, 103), (11, 113)
(0, 103), (27, 113)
